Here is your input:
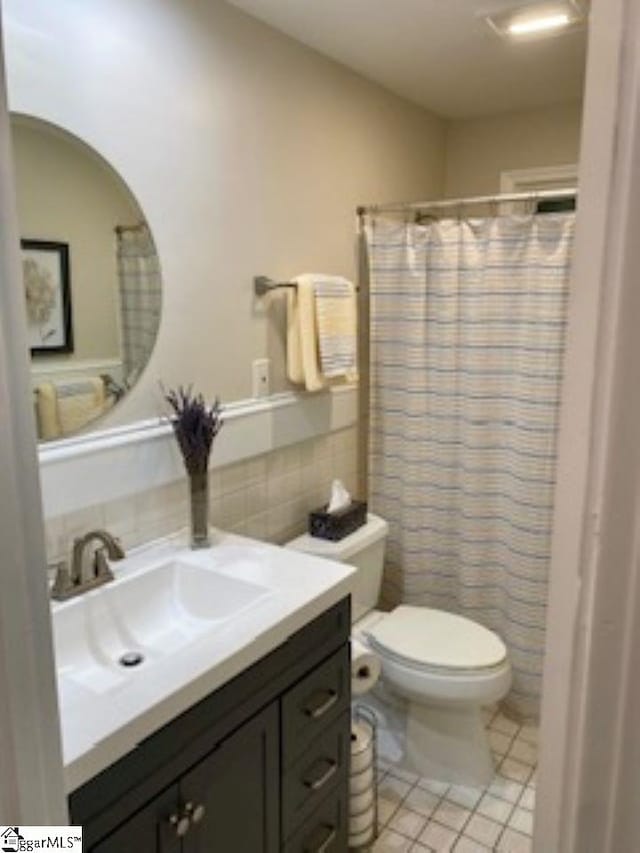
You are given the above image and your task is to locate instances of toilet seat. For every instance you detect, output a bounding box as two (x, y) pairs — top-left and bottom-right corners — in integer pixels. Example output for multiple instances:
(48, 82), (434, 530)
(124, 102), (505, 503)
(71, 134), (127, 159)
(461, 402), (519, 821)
(365, 605), (507, 675)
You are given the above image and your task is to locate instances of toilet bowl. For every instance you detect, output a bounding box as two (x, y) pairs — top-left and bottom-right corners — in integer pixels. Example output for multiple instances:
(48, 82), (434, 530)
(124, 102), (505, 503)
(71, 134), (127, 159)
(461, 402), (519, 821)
(286, 513), (512, 785)
(356, 605), (511, 783)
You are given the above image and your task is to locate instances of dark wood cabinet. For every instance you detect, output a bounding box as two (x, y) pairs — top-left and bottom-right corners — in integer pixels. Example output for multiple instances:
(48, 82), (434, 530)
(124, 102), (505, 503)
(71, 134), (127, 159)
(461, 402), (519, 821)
(91, 786), (180, 853)
(181, 702), (279, 853)
(71, 599), (351, 853)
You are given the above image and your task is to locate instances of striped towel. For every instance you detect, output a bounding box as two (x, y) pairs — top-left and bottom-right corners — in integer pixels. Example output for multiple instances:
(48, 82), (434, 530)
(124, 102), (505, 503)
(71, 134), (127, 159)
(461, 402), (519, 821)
(313, 275), (358, 381)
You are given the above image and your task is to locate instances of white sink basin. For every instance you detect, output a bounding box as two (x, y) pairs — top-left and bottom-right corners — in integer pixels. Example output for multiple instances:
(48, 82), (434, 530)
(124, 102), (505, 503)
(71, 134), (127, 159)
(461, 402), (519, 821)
(53, 550), (271, 695)
(52, 530), (357, 792)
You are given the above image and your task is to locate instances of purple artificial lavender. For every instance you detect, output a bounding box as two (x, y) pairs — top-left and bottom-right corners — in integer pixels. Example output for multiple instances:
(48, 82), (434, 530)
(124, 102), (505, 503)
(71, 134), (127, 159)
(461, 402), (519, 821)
(164, 385), (223, 476)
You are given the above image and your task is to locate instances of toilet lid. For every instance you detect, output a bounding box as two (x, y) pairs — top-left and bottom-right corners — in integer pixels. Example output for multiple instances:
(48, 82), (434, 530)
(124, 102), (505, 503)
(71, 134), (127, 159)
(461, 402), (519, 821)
(366, 606), (507, 671)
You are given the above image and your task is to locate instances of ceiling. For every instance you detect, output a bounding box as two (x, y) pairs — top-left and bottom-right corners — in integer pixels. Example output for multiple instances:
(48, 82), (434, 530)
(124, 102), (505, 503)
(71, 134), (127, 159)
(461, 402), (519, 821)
(225, 0), (587, 119)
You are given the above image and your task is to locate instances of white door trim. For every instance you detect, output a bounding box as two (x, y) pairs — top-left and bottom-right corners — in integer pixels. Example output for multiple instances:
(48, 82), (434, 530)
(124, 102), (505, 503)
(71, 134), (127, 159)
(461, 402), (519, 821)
(0, 12), (67, 823)
(536, 0), (637, 850)
(500, 163), (579, 194)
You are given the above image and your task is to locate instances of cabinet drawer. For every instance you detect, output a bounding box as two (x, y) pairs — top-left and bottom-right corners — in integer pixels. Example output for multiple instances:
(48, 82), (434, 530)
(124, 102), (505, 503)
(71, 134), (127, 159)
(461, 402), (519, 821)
(283, 782), (348, 853)
(282, 646), (350, 766)
(282, 712), (350, 840)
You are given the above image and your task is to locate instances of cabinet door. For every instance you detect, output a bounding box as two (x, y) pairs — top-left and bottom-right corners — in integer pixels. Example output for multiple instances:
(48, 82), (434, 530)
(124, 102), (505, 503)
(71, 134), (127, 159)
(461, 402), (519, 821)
(181, 702), (279, 853)
(90, 785), (181, 853)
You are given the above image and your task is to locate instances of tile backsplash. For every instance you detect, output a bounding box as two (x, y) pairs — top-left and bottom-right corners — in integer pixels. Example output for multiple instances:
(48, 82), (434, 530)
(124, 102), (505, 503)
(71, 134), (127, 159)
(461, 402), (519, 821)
(44, 426), (359, 565)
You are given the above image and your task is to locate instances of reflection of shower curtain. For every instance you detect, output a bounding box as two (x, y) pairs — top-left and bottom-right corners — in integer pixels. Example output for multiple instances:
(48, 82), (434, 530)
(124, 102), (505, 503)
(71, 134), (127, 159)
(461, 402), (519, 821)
(366, 213), (575, 718)
(116, 225), (162, 384)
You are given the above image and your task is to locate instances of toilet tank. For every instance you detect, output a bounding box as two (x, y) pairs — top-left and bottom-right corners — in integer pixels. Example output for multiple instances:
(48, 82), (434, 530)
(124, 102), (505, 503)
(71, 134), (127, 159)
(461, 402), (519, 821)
(285, 513), (389, 623)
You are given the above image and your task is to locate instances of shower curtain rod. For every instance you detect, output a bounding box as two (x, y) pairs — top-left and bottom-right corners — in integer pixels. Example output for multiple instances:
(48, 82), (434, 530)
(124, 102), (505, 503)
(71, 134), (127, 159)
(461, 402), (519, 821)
(356, 187), (577, 217)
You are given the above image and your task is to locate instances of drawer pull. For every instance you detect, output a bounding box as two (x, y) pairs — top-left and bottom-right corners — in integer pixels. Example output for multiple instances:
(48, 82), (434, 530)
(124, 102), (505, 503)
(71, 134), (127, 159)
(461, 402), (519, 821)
(304, 823), (336, 853)
(303, 758), (338, 791)
(303, 689), (338, 719)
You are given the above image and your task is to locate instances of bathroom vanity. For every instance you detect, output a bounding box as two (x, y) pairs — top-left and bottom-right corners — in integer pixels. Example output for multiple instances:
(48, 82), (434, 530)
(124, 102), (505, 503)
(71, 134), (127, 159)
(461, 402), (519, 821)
(53, 533), (355, 852)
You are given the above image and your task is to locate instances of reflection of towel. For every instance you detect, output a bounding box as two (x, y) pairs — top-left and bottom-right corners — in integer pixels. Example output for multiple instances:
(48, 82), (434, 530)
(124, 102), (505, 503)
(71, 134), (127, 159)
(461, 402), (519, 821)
(287, 275), (325, 392)
(36, 383), (60, 440)
(36, 378), (107, 439)
(313, 275), (358, 381)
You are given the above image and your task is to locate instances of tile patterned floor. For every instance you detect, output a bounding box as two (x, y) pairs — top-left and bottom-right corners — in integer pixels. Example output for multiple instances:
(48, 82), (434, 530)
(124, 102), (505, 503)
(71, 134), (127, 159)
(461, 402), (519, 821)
(368, 708), (537, 852)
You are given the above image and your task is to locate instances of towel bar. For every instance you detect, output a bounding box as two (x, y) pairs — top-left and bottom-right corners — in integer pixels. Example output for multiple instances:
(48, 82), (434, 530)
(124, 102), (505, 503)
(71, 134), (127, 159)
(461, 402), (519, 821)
(254, 275), (296, 296)
(254, 275), (359, 296)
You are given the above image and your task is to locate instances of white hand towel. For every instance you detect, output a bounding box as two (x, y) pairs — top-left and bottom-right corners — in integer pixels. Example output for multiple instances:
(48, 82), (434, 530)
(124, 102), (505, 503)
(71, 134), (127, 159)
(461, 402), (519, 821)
(289, 274), (326, 392)
(286, 286), (303, 385)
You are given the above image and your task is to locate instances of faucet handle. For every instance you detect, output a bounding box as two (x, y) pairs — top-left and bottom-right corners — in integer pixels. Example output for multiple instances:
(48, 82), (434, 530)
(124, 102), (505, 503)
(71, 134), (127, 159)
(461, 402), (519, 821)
(50, 561), (74, 600)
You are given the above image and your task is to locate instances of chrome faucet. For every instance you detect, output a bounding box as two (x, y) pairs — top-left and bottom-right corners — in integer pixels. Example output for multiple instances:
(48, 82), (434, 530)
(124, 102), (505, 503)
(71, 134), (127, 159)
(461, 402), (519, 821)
(51, 530), (125, 601)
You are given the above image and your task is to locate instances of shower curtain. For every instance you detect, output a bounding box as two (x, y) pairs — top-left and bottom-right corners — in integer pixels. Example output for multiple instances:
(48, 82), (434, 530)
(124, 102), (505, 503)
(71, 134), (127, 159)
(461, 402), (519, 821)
(365, 212), (575, 718)
(116, 224), (162, 385)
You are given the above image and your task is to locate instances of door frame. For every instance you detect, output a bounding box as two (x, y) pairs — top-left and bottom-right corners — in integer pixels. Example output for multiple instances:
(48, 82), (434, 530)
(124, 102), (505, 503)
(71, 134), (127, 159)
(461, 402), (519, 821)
(0, 7), (67, 824)
(536, 0), (640, 850)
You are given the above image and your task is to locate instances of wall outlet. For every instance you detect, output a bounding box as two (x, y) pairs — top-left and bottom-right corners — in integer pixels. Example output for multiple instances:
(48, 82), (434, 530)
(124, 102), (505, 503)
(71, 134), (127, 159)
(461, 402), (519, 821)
(252, 358), (270, 398)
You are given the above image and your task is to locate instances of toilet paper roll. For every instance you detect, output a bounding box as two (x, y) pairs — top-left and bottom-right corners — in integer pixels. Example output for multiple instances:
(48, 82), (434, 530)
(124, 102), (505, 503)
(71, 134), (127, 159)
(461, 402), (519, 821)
(351, 720), (375, 774)
(351, 639), (381, 697)
(349, 803), (375, 836)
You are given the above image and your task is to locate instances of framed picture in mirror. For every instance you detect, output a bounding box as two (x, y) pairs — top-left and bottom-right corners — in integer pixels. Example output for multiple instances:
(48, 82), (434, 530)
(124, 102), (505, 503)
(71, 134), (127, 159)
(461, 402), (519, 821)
(21, 238), (73, 355)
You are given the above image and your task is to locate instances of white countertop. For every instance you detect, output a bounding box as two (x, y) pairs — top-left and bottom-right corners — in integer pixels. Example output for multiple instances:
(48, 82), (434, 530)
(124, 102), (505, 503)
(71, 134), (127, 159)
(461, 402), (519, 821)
(53, 530), (355, 793)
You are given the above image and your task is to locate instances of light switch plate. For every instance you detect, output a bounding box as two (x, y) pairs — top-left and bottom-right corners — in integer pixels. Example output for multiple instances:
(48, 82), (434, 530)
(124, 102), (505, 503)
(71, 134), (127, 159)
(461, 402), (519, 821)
(252, 358), (270, 398)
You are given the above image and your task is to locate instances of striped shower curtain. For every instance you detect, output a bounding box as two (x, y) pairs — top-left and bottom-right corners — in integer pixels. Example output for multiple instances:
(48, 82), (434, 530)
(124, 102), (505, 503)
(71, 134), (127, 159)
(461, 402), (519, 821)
(116, 225), (162, 385)
(366, 213), (575, 718)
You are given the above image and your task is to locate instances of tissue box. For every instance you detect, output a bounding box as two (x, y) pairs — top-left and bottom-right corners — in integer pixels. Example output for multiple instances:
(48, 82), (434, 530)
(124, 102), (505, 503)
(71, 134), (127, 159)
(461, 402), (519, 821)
(308, 500), (368, 541)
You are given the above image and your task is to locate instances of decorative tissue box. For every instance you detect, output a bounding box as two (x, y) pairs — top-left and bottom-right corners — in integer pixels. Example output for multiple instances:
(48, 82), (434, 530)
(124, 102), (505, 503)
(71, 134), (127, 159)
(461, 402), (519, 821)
(308, 500), (368, 541)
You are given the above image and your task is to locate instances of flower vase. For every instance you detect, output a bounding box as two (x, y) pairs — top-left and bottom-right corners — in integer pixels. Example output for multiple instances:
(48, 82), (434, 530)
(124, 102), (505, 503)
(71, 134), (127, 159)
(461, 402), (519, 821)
(189, 471), (210, 549)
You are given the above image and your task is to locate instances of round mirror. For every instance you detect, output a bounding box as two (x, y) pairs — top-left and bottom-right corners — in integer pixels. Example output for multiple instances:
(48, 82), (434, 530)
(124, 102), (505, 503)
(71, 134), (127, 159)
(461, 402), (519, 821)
(11, 115), (163, 442)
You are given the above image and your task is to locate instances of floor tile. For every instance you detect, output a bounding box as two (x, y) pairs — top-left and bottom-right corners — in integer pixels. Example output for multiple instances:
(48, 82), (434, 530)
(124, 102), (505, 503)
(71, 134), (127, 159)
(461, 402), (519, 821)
(389, 806), (428, 840)
(379, 775), (413, 805)
(499, 757), (533, 784)
(446, 784), (484, 810)
(463, 813), (503, 847)
(453, 836), (492, 852)
(431, 800), (472, 832)
(379, 796), (401, 826)
(509, 807), (534, 836)
(476, 793), (513, 824)
(418, 777), (450, 797)
(388, 765), (421, 785)
(489, 730), (513, 756)
(496, 827), (533, 852)
(518, 724), (539, 747)
(376, 712), (538, 853)
(419, 820), (459, 852)
(404, 786), (441, 818)
(487, 773), (524, 804)
(519, 786), (536, 811)
(507, 738), (537, 766)
(490, 713), (519, 737)
(372, 829), (413, 852)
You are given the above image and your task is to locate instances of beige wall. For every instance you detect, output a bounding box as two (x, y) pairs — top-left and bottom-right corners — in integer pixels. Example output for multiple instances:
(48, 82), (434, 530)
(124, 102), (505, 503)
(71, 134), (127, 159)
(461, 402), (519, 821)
(444, 101), (583, 197)
(11, 120), (141, 368)
(5, 0), (446, 426)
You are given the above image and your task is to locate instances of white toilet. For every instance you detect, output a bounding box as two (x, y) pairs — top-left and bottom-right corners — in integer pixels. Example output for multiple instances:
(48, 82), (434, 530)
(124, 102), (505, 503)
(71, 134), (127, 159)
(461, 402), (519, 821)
(286, 513), (512, 785)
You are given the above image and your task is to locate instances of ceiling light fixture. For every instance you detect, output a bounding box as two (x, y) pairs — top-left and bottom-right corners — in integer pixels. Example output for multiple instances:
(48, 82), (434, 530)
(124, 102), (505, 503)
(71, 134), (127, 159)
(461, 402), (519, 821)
(485, 2), (585, 39)
(508, 12), (571, 35)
